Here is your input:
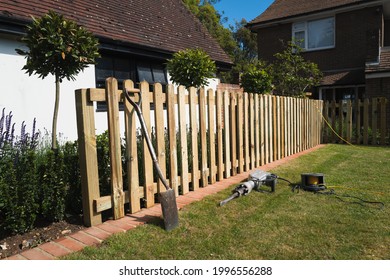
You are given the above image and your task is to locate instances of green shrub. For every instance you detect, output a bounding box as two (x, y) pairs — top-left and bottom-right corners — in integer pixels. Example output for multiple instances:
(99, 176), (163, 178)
(0, 110), (40, 234)
(240, 61), (273, 94)
(62, 141), (82, 214)
(167, 48), (216, 88)
(38, 149), (66, 222)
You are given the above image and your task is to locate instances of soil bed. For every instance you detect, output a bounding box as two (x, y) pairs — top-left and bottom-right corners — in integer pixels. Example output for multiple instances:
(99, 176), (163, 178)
(0, 216), (85, 259)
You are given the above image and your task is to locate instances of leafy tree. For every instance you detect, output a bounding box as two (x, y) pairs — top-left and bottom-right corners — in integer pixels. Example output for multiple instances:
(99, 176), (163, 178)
(16, 11), (100, 150)
(167, 48), (216, 88)
(222, 19), (258, 83)
(182, 1), (258, 84)
(240, 60), (273, 94)
(182, 0), (236, 59)
(271, 41), (322, 97)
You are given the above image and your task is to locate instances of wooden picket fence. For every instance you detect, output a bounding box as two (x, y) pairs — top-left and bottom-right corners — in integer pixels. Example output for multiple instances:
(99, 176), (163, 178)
(322, 97), (389, 145)
(75, 77), (323, 227)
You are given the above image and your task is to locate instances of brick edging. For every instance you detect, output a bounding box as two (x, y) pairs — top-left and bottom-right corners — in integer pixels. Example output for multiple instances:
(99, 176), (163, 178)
(3, 144), (326, 260)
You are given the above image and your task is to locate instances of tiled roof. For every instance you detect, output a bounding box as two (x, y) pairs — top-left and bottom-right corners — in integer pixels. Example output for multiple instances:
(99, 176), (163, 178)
(0, 0), (232, 66)
(366, 47), (390, 73)
(249, 0), (377, 26)
(321, 68), (365, 86)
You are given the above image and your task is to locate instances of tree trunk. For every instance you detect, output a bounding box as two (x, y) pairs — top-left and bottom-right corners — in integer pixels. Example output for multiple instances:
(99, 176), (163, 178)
(52, 78), (60, 150)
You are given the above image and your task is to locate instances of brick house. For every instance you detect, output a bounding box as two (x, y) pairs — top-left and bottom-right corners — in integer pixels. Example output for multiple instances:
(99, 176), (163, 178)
(0, 0), (232, 139)
(247, 0), (390, 104)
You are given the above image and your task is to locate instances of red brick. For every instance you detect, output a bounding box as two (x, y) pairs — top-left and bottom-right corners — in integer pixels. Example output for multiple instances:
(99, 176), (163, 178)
(20, 248), (54, 260)
(96, 223), (126, 234)
(106, 219), (136, 231)
(55, 237), (86, 252)
(69, 231), (101, 246)
(4, 254), (27, 260)
(83, 226), (112, 240)
(39, 241), (71, 258)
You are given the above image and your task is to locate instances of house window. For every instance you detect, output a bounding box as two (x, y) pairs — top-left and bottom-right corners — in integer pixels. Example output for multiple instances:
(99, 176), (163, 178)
(137, 63), (168, 85)
(293, 17), (335, 51)
(95, 54), (168, 111)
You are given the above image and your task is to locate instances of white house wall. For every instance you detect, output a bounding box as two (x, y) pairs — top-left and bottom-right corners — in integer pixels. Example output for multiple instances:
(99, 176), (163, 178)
(0, 36), (96, 141)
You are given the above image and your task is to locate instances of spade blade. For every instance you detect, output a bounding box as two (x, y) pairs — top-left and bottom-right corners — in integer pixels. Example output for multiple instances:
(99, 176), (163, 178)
(159, 189), (179, 231)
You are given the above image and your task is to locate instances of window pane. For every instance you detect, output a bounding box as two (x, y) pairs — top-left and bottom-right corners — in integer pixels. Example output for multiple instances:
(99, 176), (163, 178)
(294, 31), (305, 48)
(137, 63), (154, 83)
(152, 65), (167, 84)
(308, 17), (334, 49)
(114, 58), (131, 81)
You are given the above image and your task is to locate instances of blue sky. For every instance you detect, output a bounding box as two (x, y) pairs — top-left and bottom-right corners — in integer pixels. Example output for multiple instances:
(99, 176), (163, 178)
(214, 0), (274, 27)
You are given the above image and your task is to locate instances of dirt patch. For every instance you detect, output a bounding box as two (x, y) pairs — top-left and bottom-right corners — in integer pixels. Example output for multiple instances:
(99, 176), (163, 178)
(0, 216), (85, 259)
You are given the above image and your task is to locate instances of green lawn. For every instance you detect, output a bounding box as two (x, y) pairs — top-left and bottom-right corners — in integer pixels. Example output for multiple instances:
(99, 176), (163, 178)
(64, 144), (390, 260)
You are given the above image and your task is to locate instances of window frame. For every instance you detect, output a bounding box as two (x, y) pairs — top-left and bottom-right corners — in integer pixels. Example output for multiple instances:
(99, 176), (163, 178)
(292, 16), (336, 51)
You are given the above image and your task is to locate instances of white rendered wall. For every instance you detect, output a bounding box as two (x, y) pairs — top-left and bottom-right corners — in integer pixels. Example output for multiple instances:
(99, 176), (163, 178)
(0, 36), (96, 141)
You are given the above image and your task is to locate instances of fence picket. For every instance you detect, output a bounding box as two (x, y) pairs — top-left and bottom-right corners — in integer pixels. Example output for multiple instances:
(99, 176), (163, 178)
(250, 93), (256, 169)
(140, 81), (154, 207)
(105, 78), (125, 219)
(167, 84), (178, 196)
(216, 89), (224, 181)
(153, 83), (167, 194)
(189, 87), (200, 190)
(208, 89), (217, 184)
(237, 92), (244, 173)
(244, 92), (250, 171)
(199, 88), (208, 186)
(224, 91), (231, 178)
(178, 86), (189, 194)
(380, 97), (387, 145)
(230, 92), (237, 175)
(124, 80), (140, 213)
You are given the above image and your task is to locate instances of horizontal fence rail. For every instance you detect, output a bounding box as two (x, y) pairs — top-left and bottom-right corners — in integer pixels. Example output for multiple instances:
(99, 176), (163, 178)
(75, 78), (323, 226)
(322, 97), (389, 145)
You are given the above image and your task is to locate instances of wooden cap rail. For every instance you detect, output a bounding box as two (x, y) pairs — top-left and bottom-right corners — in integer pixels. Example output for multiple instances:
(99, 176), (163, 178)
(75, 77), (324, 227)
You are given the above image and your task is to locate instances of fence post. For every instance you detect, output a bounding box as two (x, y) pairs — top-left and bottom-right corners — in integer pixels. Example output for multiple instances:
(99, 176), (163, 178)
(105, 77), (125, 219)
(75, 88), (102, 226)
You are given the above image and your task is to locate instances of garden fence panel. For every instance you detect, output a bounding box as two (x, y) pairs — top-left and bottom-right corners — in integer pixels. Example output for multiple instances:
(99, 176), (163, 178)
(323, 97), (388, 146)
(75, 78), (324, 227)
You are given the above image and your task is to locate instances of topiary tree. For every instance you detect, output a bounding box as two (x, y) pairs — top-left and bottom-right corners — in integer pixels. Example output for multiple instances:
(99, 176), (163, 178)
(240, 60), (273, 94)
(166, 48), (216, 88)
(16, 10), (100, 150)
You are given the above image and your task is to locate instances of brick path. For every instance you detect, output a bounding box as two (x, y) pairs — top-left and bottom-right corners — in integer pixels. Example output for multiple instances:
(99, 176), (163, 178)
(3, 144), (325, 260)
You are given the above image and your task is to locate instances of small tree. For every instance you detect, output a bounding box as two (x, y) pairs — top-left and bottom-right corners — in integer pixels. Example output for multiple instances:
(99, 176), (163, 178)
(240, 60), (273, 94)
(167, 48), (216, 88)
(271, 41), (322, 97)
(16, 11), (100, 149)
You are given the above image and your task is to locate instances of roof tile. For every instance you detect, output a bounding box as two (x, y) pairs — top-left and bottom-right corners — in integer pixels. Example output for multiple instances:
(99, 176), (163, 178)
(249, 0), (376, 26)
(0, 0), (232, 65)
